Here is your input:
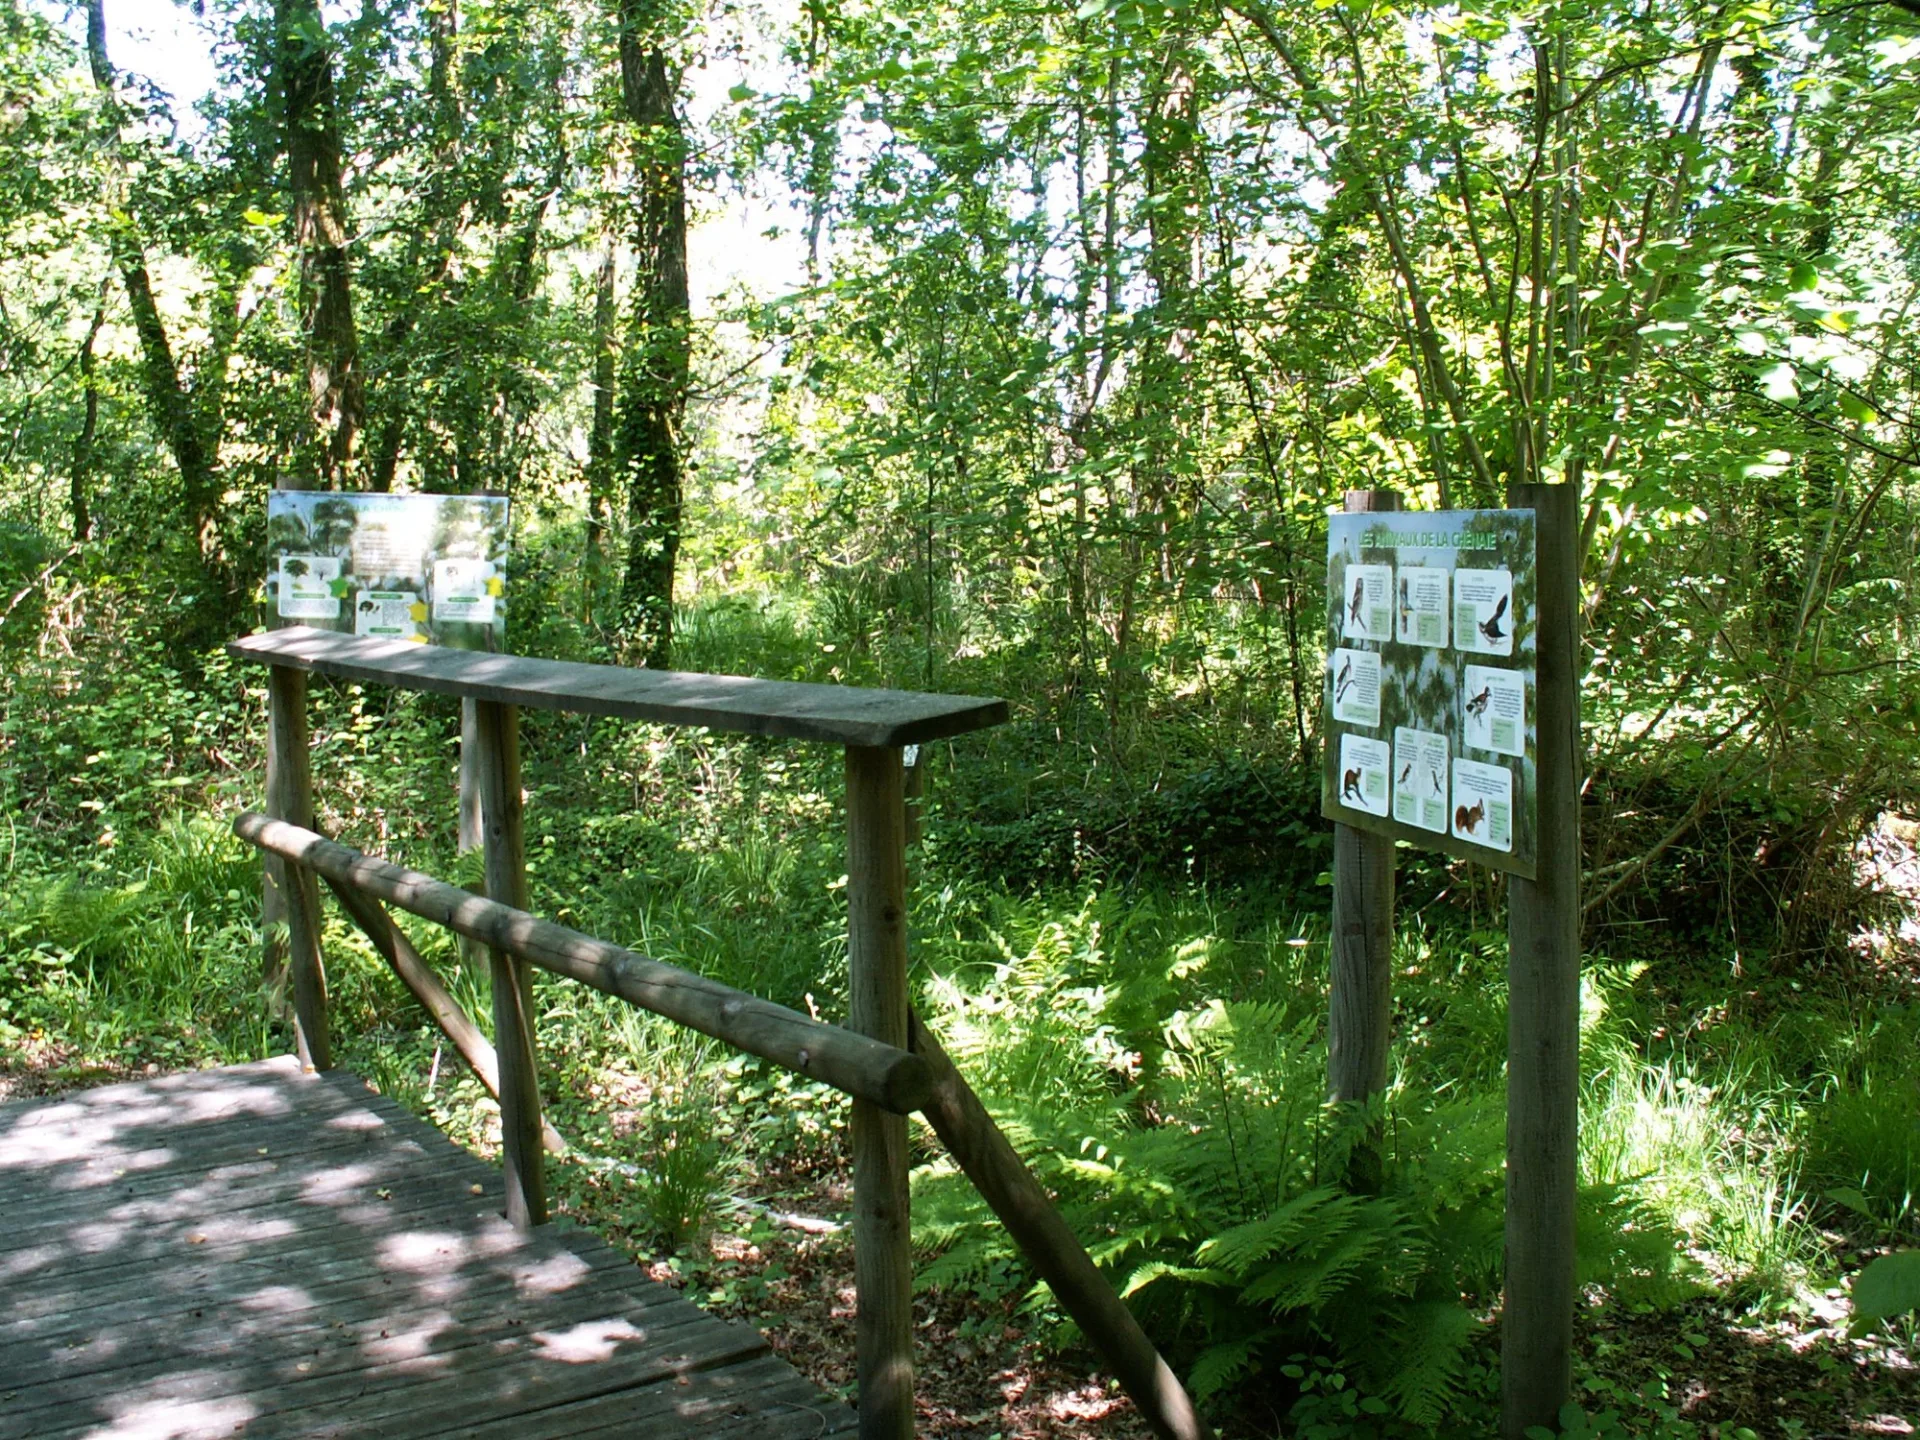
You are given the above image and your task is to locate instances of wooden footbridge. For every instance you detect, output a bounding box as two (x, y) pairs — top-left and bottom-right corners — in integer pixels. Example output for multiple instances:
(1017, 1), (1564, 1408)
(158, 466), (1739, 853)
(0, 629), (1208, 1440)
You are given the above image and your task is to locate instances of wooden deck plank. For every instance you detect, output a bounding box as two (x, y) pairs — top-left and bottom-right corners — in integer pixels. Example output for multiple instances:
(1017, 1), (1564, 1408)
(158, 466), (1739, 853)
(0, 1061), (850, 1440)
(230, 626), (1009, 747)
(0, 1125), (480, 1247)
(8, 1288), (737, 1430)
(0, 1240), (665, 1393)
(1, 1193), (551, 1331)
(2, 1265), (703, 1411)
(455, 1353), (859, 1440)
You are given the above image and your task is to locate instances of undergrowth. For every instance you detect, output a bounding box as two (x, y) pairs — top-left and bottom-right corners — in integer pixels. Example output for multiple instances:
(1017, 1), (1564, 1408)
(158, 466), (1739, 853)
(2, 586), (1916, 1437)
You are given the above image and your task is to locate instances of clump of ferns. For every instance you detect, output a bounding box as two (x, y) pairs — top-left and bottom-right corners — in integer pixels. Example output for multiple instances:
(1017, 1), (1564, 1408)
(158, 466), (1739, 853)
(917, 1000), (1502, 1426)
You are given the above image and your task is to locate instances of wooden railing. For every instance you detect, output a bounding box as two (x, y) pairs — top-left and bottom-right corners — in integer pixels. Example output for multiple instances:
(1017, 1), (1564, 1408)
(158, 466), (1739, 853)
(229, 627), (1208, 1440)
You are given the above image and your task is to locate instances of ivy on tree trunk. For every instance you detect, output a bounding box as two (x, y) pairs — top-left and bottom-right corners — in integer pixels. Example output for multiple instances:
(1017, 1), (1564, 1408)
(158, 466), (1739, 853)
(615, 17), (689, 668)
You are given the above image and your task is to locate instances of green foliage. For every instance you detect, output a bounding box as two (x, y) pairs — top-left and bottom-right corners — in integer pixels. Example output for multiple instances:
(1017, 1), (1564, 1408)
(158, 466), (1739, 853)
(912, 916), (1689, 1426)
(622, 1034), (744, 1251)
(1850, 1251), (1920, 1336)
(1527, 1389), (1760, 1440)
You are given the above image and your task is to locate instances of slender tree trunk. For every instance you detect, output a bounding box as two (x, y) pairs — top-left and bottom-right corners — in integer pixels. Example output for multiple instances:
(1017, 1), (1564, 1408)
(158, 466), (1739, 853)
(585, 232), (619, 626)
(276, 0), (364, 488)
(85, 0), (220, 559)
(615, 17), (690, 666)
(486, 156), (565, 497)
(69, 301), (104, 542)
(370, 0), (464, 493)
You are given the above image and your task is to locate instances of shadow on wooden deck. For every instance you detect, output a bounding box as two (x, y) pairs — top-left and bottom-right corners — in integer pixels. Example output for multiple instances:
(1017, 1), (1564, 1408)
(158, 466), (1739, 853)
(0, 1056), (854, 1440)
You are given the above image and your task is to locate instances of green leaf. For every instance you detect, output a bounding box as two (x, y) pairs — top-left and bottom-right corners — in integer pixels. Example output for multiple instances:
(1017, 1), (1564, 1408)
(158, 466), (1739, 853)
(727, 84), (757, 102)
(1835, 391), (1879, 423)
(241, 208), (284, 228)
(1851, 1251), (1920, 1332)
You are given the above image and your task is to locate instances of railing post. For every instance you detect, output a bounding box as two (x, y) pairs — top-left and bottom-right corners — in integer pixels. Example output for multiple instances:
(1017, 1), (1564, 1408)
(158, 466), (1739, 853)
(266, 664), (331, 1071)
(457, 697), (485, 968)
(846, 744), (913, 1440)
(472, 698), (547, 1227)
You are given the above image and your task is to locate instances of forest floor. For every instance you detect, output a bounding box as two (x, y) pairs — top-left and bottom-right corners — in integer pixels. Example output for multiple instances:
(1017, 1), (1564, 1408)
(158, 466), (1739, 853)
(4, 1021), (1916, 1440)
(5, 818), (1919, 1436)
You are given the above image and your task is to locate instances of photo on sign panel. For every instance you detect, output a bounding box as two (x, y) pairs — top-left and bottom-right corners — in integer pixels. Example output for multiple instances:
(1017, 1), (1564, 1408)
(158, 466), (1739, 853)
(1341, 563), (1393, 643)
(1462, 664), (1526, 758)
(1392, 726), (1450, 833)
(276, 554), (343, 621)
(1453, 567), (1514, 657)
(1330, 647), (1382, 728)
(1451, 758), (1514, 852)
(1337, 733), (1391, 817)
(1395, 567), (1450, 648)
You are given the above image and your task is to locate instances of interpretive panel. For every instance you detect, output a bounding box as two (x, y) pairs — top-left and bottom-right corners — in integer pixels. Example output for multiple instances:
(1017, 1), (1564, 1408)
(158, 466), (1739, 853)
(1322, 508), (1538, 877)
(266, 492), (510, 651)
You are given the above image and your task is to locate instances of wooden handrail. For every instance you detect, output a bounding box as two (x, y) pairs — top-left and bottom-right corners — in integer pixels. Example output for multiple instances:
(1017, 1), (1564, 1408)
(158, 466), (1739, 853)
(230, 627), (1008, 747)
(232, 640), (1211, 1440)
(234, 813), (934, 1116)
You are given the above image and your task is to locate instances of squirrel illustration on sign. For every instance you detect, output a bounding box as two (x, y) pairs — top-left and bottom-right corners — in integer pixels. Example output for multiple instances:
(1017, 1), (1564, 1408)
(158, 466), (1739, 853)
(1399, 759), (1413, 786)
(1430, 767), (1445, 796)
(1342, 767), (1365, 802)
(1349, 576), (1365, 628)
(1455, 797), (1486, 835)
(1477, 593), (1508, 644)
(1465, 683), (1492, 719)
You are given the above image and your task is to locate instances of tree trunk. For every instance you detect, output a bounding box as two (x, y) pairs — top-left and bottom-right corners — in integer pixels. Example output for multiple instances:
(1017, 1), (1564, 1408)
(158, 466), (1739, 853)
(615, 20), (690, 666)
(69, 302), (104, 542)
(585, 232), (618, 625)
(276, 0), (364, 488)
(369, 0), (465, 494)
(85, 0), (221, 559)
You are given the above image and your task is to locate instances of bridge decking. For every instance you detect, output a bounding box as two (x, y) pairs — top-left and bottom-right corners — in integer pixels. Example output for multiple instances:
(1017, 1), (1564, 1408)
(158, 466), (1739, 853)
(0, 1057), (855, 1440)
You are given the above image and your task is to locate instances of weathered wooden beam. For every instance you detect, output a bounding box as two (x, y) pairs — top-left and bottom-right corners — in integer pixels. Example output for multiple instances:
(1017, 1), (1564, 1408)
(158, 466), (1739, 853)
(471, 699), (546, 1228)
(229, 627), (1009, 748)
(232, 813), (933, 1115)
(1501, 480), (1582, 1438)
(1328, 488), (1399, 1191)
(845, 745), (914, 1440)
(908, 1014), (1213, 1440)
(457, 697), (484, 970)
(323, 877), (566, 1156)
(266, 665), (331, 1072)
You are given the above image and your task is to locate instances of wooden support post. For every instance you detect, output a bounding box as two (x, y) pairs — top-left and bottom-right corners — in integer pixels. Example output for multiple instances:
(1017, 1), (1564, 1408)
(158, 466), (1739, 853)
(266, 664), (331, 1072)
(902, 745), (925, 847)
(846, 745), (914, 1440)
(262, 688), (289, 1011)
(1501, 481), (1581, 1439)
(472, 698), (547, 1228)
(324, 877), (567, 1156)
(1328, 489), (1398, 1186)
(457, 698), (484, 968)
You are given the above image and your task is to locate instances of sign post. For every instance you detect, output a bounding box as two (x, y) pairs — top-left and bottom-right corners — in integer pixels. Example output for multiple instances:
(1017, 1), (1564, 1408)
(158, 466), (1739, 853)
(1500, 481), (1581, 1438)
(1320, 492), (1578, 1434)
(1328, 491), (1400, 1192)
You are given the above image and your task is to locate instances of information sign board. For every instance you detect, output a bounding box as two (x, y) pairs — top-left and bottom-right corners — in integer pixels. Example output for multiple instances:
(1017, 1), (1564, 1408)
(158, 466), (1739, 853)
(266, 492), (509, 651)
(1322, 508), (1537, 877)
